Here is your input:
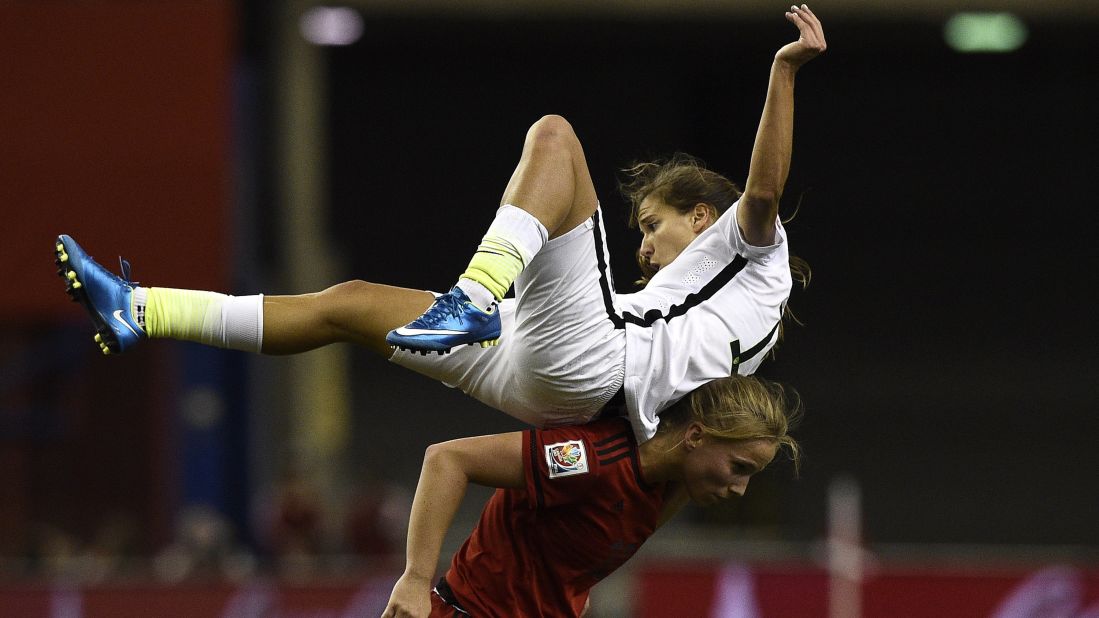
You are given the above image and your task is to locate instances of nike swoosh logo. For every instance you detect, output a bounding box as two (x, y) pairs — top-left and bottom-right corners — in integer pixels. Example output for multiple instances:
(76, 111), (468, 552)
(112, 310), (140, 337)
(393, 327), (469, 336)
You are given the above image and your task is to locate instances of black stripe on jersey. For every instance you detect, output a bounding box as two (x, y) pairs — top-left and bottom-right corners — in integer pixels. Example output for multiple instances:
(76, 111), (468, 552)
(589, 210), (779, 368)
(597, 442), (628, 457)
(528, 430), (544, 509)
(739, 320), (780, 369)
(593, 431), (628, 459)
(594, 428), (632, 464)
(598, 452), (630, 466)
(596, 432), (630, 462)
(593, 431), (630, 447)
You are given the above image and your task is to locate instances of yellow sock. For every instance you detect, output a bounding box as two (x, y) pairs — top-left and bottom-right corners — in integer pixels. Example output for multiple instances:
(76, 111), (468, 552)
(144, 287), (225, 341)
(460, 236), (526, 301)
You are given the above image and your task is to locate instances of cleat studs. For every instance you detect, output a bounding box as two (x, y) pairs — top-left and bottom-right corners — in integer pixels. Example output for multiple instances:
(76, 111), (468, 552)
(66, 271), (77, 281)
(94, 334), (102, 343)
(58, 250), (69, 263)
(72, 281), (82, 289)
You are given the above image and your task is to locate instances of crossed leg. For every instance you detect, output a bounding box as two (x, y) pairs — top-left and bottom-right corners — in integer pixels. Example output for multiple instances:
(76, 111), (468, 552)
(261, 282), (433, 357)
(260, 115), (601, 359)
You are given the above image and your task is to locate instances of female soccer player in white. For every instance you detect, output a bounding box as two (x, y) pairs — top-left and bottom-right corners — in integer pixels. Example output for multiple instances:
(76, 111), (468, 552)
(56, 5), (826, 443)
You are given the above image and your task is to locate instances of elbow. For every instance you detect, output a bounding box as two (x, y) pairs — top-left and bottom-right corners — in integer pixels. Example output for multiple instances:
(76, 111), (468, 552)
(738, 191), (781, 246)
(740, 190), (781, 216)
(423, 441), (470, 478)
(422, 442), (452, 472)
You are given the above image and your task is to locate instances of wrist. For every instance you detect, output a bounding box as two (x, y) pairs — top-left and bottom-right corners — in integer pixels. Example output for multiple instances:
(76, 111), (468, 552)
(772, 58), (800, 76)
(402, 568), (435, 584)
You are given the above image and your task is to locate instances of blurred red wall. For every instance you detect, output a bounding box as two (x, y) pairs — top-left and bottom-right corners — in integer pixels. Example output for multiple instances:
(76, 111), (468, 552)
(1, 0), (234, 320)
(0, 0), (235, 565)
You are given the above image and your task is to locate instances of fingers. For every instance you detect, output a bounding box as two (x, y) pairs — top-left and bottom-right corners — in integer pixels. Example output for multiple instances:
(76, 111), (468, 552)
(787, 4), (827, 53)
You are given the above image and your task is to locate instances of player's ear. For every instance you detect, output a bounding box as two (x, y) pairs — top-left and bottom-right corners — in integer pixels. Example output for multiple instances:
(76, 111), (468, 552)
(684, 422), (706, 451)
(691, 203), (714, 233)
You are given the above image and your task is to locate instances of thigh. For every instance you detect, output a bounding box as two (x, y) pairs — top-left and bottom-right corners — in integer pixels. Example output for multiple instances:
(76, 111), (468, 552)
(511, 206), (626, 416)
(512, 206), (617, 341)
(392, 208), (626, 424)
(389, 300), (601, 426)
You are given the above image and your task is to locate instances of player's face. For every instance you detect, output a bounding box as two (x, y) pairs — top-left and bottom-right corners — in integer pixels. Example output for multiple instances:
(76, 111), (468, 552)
(683, 436), (778, 506)
(636, 197), (710, 272)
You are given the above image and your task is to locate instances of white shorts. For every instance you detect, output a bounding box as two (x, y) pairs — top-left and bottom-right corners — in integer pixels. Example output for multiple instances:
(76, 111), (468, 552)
(390, 207), (626, 428)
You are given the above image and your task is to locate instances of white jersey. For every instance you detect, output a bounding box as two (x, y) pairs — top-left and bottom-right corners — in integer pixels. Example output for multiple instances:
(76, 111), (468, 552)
(613, 200), (790, 441)
(391, 200), (790, 443)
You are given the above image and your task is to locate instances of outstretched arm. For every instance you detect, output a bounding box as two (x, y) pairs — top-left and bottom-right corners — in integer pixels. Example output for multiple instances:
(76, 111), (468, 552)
(382, 432), (524, 618)
(738, 4), (827, 246)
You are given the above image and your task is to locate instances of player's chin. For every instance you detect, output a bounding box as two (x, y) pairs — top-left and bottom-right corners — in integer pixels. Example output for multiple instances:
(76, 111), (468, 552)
(691, 492), (722, 507)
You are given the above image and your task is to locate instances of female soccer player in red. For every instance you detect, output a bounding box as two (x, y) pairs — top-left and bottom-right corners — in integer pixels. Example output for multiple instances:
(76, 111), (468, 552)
(382, 374), (802, 617)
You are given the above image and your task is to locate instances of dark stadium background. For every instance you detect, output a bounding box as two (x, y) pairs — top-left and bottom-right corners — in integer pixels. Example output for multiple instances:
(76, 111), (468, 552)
(324, 14), (1099, 546)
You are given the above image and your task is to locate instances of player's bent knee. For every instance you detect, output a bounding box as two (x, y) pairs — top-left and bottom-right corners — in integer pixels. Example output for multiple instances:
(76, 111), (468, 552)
(318, 279), (384, 314)
(527, 114), (579, 153)
(322, 278), (373, 299)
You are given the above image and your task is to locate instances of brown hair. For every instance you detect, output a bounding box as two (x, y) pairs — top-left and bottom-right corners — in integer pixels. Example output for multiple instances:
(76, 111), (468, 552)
(655, 375), (803, 475)
(621, 153), (738, 228)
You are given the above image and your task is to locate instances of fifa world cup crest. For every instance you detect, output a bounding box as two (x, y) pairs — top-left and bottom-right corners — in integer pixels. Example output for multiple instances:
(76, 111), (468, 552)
(545, 440), (589, 478)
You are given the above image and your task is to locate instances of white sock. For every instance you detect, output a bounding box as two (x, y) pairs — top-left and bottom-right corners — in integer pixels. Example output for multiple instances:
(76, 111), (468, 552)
(214, 294), (265, 353)
(455, 204), (548, 309)
(456, 278), (495, 310)
(132, 286), (149, 330)
(488, 204), (549, 265)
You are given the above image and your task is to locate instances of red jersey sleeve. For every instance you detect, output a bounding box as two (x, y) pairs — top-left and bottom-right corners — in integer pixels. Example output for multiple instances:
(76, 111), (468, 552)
(521, 419), (638, 510)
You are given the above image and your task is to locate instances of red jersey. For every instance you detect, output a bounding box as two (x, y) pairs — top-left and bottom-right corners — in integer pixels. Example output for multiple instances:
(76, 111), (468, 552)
(439, 418), (667, 617)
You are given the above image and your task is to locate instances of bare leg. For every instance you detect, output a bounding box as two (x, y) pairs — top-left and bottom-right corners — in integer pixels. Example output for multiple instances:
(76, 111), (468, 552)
(262, 281), (433, 357)
(385, 116), (601, 353)
(500, 115), (600, 239)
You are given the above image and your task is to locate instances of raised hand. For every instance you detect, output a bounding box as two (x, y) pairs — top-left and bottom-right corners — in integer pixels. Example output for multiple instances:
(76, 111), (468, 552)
(776, 4), (827, 69)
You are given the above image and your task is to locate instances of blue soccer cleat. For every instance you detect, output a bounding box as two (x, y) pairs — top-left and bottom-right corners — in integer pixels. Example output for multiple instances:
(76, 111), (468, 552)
(55, 234), (146, 355)
(386, 286), (501, 354)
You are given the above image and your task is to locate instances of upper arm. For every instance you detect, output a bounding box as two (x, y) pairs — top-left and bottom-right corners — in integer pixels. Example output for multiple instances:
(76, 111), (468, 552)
(426, 431), (526, 490)
(735, 193), (779, 247)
